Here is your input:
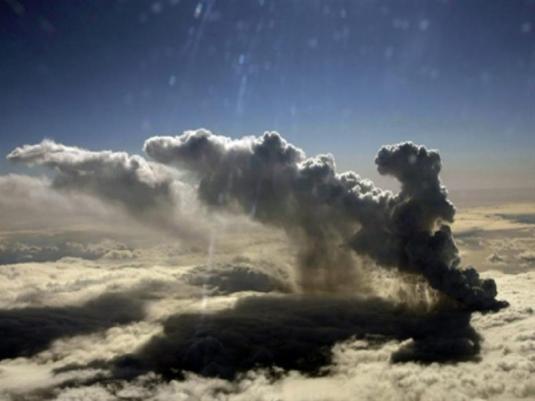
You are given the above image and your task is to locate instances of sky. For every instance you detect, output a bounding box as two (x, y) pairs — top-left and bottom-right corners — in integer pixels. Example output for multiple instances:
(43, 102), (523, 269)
(1, 0), (535, 190)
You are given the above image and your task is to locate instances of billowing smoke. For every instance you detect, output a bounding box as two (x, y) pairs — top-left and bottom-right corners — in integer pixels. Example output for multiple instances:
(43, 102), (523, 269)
(145, 129), (506, 311)
(145, 130), (366, 293)
(7, 140), (203, 239)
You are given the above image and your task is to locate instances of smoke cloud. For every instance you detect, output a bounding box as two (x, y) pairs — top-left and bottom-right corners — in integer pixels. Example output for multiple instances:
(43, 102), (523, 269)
(7, 140), (204, 240)
(145, 130), (506, 311)
(7, 140), (176, 213)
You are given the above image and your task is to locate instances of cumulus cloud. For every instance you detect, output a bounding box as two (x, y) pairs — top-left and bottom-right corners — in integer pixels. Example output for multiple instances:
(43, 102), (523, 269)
(144, 130), (505, 311)
(18, 270), (535, 401)
(0, 266), (532, 401)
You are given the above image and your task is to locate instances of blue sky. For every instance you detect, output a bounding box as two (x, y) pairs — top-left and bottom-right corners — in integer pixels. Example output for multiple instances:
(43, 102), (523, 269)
(1, 0), (534, 189)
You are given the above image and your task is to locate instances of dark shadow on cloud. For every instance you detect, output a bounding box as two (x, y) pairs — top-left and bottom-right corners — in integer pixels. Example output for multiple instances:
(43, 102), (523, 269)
(0, 292), (145, 360)
(183, 263), (291, 295)
(113, 295), (481, 380)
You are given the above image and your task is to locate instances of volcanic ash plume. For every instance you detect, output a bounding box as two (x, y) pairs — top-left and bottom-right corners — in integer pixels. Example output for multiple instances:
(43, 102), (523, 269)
(145, 129), (507, 311)
(6, 139), (203, 240)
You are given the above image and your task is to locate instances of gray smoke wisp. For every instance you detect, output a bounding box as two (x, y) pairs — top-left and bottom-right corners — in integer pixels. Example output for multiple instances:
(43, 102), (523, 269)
(145, 129), (506, 311)
(7, 140), (204, 240)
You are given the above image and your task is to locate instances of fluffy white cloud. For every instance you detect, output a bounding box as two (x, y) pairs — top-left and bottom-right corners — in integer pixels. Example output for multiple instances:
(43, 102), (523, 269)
(0, 265), (533, 401)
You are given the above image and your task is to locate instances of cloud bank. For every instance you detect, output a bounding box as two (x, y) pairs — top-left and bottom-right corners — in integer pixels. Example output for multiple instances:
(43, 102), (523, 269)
(0, 266), (531, 401)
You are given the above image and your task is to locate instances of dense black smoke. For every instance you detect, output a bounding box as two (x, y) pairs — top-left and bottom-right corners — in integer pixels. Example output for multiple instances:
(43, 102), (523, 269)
(145, 130), (506, 311)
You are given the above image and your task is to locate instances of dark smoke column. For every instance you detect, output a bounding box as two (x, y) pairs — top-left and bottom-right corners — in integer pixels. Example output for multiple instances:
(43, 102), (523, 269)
(351, 142), (508, 311)
(145, 130), (507, 312)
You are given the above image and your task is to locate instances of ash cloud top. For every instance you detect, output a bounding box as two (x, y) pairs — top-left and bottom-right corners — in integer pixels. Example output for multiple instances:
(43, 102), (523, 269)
(145, 130), (505, 311)
(7, 139), (177, 213)
(7, 139), (205, 241)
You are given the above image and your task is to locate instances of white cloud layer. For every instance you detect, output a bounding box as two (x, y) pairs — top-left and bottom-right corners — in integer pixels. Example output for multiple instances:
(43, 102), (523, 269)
(0, 251), (533, 401)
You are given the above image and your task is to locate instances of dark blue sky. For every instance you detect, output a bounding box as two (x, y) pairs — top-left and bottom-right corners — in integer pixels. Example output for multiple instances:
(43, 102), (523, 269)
(1, 0), (534, 189)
